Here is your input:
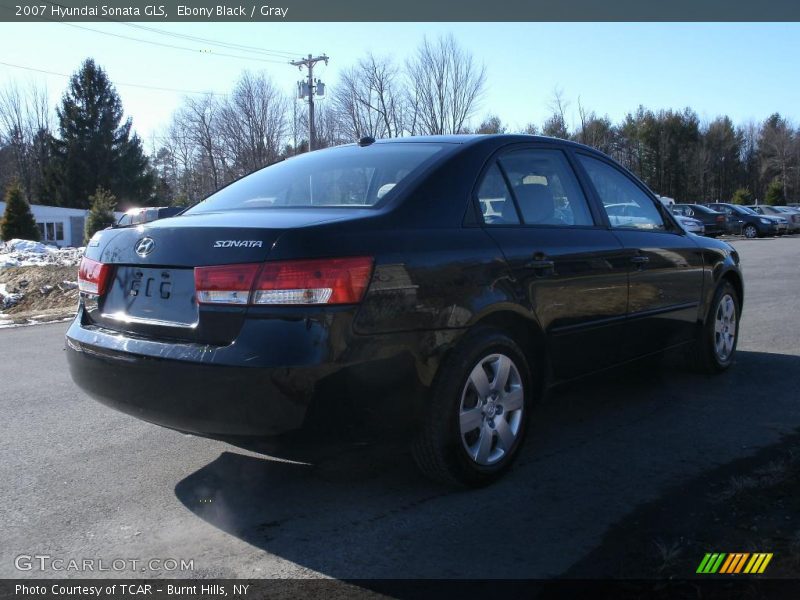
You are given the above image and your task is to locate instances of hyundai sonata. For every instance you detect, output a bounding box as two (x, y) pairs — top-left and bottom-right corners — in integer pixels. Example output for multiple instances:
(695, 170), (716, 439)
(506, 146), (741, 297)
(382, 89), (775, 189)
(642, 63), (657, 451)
(66, 135), (743, 487)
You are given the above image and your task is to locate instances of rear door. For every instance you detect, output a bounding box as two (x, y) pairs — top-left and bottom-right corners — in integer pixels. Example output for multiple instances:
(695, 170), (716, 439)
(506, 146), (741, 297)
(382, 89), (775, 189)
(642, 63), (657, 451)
(477, 145), (630, 380)
(574, 153), (704, 359)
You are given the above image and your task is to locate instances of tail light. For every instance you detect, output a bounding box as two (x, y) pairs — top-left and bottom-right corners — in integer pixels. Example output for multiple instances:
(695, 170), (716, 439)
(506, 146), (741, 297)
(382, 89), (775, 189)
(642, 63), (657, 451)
(716, 215), (725, 222)
(78, 257), (112, 296)
(194, 263), (260, 305)
(194, 257), (374, 306)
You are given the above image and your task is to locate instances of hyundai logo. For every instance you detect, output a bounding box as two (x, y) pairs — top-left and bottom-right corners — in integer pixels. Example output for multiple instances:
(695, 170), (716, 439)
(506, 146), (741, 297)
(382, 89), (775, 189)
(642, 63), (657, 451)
(135, 237), (155, 257)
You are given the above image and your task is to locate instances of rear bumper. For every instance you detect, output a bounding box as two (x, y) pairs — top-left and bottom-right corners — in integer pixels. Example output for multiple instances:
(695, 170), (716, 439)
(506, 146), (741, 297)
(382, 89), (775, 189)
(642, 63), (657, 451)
(66, 334), (310, 436)
(66, 309), (460, 437)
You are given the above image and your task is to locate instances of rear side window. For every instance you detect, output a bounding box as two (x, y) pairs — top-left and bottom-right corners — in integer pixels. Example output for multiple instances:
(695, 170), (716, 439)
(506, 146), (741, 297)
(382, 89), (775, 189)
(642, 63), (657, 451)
(476, 164), (519, 225)
(498, 149), (593, 226)
(186, 143), (445, 212)
(578, 154), (665, 231)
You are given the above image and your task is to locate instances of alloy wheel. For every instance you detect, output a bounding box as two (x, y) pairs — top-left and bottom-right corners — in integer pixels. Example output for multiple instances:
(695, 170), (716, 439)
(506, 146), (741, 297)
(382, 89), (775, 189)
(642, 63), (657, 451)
(744, 224), (757, 238)
(458, 353), (524, 466)
(713, 293), (737, 362)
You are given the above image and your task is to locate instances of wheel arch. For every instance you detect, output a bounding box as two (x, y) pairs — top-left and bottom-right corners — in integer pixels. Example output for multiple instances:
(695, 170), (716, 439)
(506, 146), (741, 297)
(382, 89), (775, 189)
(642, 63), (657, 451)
(720, 269), (744, 310)
(467, 308), (549, 390)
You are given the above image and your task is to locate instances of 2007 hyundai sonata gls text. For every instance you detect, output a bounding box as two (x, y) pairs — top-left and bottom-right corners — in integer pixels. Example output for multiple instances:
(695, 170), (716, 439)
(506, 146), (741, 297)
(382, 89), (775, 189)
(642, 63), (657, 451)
(66, 135), (743, 487)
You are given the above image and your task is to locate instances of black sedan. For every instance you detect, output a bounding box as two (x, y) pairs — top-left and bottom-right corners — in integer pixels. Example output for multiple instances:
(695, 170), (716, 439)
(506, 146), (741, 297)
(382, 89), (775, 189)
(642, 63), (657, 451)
(66, 135), (743, 487)
(707, 203), (782, 238)
(672, 204), (728, 237)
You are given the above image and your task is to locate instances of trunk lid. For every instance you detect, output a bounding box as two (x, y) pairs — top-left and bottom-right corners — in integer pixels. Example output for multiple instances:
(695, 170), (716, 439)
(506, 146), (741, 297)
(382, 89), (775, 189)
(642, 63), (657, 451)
(84, 208), (370, 344)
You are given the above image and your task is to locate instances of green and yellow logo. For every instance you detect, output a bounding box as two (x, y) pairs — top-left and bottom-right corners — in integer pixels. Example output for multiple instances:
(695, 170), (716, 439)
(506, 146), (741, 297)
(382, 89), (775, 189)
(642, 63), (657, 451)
(696, 552), (773, 574)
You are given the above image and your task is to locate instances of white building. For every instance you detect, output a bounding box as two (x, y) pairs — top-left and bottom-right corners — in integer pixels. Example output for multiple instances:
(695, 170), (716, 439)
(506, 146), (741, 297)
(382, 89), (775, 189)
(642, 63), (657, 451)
(0, 202), (124, 248)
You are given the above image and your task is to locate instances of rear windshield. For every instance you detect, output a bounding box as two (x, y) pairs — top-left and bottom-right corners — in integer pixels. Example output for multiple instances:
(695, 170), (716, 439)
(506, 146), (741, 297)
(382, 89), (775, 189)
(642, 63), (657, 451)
(186, 143), (445, 213)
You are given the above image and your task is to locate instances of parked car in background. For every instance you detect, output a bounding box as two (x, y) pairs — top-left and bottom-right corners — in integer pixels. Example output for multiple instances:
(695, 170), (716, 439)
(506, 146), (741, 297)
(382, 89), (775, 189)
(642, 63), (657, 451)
(115, 206), (183, 228)
(774, 207), (800, 233)
(706, 203), (782, 238)
(66, 135), (744, 487)
(672, 204), (727, 237)
(674, 214), (705, 234)
(748, 205), (800, 233)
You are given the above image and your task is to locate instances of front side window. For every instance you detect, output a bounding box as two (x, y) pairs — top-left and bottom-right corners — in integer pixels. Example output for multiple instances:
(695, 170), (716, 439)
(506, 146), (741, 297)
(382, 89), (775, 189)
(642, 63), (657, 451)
(498, 149), (593, 226)
(186, 143), (446, 213)
(578, 154), (665, 231)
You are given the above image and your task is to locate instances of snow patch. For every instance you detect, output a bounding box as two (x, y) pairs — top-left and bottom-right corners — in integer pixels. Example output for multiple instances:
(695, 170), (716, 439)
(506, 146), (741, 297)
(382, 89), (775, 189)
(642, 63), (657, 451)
(0, 239), (84, 267)
(0, 283), (23, 309)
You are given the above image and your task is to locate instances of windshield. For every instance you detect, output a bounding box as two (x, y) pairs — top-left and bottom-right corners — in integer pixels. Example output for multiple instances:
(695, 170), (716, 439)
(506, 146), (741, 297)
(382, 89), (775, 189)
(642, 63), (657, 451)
(186, 143), (446, 213)
(738, 206), (758, 215)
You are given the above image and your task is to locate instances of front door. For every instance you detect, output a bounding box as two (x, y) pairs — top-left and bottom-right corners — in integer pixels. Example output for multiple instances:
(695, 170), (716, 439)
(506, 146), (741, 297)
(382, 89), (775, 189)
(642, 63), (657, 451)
(575, 153), (704, 360)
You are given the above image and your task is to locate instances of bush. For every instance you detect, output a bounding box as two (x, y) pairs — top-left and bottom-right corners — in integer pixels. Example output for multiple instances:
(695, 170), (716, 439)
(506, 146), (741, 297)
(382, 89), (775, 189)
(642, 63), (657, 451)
(84, 187), (117, 243)
(1, 181), (40, 242)
(765, 179), (785, 206)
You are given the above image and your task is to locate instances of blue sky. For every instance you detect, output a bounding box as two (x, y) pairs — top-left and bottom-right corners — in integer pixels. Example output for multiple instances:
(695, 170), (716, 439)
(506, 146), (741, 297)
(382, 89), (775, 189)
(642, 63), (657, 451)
(1, 22), (798, 145)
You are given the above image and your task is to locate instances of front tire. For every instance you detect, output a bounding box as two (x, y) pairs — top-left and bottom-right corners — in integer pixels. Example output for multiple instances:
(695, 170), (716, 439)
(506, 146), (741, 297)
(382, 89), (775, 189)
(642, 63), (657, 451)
(412, 328), (533, 487)
(690, 281), (740, 374)
(743, 224), (758, 239)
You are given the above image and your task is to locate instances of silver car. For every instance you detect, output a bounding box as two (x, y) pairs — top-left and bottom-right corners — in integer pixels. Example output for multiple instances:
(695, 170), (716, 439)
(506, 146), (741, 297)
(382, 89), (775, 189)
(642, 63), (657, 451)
(771, 206), (800, 233)
(746, 205), (792, 234)
(675, 214), (705, 234)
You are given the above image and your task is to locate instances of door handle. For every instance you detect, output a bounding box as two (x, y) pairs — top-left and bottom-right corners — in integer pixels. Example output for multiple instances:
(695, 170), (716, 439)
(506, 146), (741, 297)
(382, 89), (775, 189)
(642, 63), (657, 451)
(525, 254), (555, 275)
(527, 259), (555, 269)
(630, 255), (650, 269)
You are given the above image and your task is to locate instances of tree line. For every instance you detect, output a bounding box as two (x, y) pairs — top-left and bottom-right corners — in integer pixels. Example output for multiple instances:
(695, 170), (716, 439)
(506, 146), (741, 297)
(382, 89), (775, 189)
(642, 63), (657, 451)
(1, 34), (798, 218)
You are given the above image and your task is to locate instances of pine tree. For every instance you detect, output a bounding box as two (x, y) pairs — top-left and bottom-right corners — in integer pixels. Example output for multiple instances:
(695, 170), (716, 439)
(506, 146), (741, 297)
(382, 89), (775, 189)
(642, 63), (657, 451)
(45, 58), (154, 209)
(765, 179), (785, 206)
(731, 188), (752, 205)
(84, 187), (117, 243)
(1, 181), (40, 242)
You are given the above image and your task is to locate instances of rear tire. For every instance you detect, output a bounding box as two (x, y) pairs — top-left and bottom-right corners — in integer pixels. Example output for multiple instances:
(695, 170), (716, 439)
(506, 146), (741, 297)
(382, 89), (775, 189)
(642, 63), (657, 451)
(689, 281), (740, 374)
(412, 327), (533, 487)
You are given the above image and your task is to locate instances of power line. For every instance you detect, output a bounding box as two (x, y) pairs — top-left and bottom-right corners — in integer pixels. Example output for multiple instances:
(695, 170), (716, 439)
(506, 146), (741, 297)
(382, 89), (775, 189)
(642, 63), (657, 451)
(38, 0), (301, 61)
(0, 60), (227, 96)
(0, 2), (292, 66)
(57, 22), (290, 65)
(116, 22), (301, 59)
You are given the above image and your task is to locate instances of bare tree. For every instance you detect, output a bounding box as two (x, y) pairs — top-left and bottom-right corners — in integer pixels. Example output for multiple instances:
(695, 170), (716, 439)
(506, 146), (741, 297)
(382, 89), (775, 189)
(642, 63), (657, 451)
(182, 94), (226, 193)
(334, 53), (406, 140)
(759, 113), (796, 201)
(0, 81), (52, 201)
(576, 98), (614, 154)
(218, 71), (288, 173)
(541, 87), (569, 139)
(475, 115), (506, 134)
(405, 34), (486, 135)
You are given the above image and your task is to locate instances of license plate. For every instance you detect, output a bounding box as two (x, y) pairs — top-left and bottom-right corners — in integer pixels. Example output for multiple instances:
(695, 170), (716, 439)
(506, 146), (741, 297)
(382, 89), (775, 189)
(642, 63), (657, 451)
(102, 266), (198, 326)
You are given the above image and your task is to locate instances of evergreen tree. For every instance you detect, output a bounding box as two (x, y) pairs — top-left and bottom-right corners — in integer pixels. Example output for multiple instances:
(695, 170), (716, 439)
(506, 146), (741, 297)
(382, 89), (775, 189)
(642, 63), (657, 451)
(731, 188), (752, 205)
(1, 180), (40, 242)
(84, 187), (117, 243)
(765, 178), (785, 206)
(45, 58), (154, 209)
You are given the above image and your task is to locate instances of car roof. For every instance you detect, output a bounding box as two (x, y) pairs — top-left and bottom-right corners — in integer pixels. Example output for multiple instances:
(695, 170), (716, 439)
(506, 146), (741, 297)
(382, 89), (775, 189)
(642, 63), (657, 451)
(365, 133), (599, 152)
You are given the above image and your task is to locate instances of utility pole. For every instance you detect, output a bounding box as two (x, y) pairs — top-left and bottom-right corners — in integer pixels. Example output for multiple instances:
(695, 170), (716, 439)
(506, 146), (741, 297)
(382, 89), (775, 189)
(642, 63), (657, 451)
(290, 54), (328, 151)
